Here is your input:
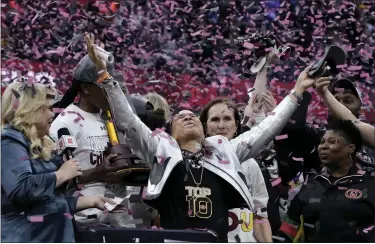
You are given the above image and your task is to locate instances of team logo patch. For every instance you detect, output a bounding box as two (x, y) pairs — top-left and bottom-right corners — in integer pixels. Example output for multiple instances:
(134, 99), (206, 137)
(345, 189), (362, 199)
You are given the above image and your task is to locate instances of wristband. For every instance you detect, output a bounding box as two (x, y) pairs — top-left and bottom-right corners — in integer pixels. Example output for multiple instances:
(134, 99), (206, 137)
(97, 71), (110, 84)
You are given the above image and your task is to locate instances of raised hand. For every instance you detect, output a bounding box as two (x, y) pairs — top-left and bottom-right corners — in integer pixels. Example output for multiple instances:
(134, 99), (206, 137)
(315, 76), (332, 95)
(262, 91), (277, 114)
(84, 32), (106, 72)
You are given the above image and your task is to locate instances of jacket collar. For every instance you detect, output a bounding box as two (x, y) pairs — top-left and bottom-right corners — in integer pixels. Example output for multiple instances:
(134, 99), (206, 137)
(1, 124), (30, 149)
(315, 164), (366, 185)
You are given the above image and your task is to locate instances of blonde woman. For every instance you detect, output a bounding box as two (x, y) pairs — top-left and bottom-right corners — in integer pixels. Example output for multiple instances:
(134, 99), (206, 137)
(146, 92), (171, 121)
(1, 81), (114, 242)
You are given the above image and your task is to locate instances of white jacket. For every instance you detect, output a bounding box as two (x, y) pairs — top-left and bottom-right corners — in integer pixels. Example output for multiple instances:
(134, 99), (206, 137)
(103, 80), (299, 211)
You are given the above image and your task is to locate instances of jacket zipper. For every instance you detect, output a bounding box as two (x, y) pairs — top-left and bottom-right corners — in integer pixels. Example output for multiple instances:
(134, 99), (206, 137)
(203, 159), (254, 212)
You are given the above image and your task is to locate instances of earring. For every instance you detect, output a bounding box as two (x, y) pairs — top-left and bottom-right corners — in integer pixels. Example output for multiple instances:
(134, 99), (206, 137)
(233, 131), (237, 137)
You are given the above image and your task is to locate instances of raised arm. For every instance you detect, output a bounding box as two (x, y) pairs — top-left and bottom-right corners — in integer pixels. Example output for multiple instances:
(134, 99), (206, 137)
(102, 80), (159, 165)
(232, 65), (319, 162)
(316, 77), (375, 149)
(84, 32), (159, 165)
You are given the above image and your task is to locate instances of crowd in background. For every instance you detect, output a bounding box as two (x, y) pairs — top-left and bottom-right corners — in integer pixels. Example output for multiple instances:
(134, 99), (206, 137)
(1, 0), (375, 124)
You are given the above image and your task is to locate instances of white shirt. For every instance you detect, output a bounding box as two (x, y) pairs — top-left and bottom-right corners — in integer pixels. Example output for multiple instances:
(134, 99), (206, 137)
(228, 159), (269, 242)
(50, 104), (134, 228)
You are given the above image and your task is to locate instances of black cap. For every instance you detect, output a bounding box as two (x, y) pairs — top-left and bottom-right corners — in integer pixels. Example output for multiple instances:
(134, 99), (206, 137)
(330, 78), (363, 105)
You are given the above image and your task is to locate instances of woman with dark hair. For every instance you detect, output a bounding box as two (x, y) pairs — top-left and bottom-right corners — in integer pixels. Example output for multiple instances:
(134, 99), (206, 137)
(199, 97), (272, 242)
(199, 98), (242, 138)
(279, 119), (375, 242)
(88, 32), (318, 241)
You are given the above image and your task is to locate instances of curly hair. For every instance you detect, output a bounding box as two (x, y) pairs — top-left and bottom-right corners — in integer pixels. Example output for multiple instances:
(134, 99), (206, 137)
(2, 82), (55, 160)
(326, 119), (364, 154)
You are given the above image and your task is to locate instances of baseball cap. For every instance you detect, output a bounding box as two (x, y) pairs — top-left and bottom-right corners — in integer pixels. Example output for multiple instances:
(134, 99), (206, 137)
(330, 78), (363, 105)
(72, 55), (125, 85)
(59, 55), (138, 110)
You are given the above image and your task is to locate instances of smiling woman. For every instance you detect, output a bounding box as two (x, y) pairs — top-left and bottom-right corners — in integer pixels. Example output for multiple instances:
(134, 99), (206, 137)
(2, 81), (56, 159)
(279, 120), (375, 242)
(1, 80), (114, 242)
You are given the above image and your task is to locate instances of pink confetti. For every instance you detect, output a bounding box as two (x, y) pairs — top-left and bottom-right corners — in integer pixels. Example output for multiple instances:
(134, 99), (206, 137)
(336, 64), (348, 68)
(334, 88), (345, 92)
(347, 66), (362, 71)
(243, 42), (253, 49)
(292, 157), (304, 162)
(218, 139), (223, 144)
(357, 170), (366, 175)
(271, 178), (282, 187)
(0, 0), (374, 128)
(187, 209), (193, 216)
(64, 213), (73, 219)
(338, 186), (348, 190)
(219, 160), (230, 164)
(28, 216), (44, 222)
(19, 156), (29, 161)
(52, 108), (64, 113)
(142, 187), (147, 199)
(275, 134), (288, 140)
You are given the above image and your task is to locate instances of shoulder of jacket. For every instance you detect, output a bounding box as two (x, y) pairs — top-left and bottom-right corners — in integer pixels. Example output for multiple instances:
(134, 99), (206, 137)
(1, 128), (29, 149)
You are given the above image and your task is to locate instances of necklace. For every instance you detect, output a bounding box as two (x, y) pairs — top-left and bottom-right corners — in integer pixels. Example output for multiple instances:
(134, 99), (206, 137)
(181, 149), (205, 185)
(189, 160), (205, 187)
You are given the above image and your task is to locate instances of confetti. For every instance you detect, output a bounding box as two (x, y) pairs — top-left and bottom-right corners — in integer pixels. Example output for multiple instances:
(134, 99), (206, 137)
(77, 184), (85, 190)
(64, 213), (73, 219)
(292, 157), (304, 162)
(219, 160), (230, 164)
(304, 223), (314, 228)
(272, 236), (286, 242)
(28, 215), (44, 222)
(52, 108), (64, 113)
(271, 177), (282, 187)
(275, 134), (288, 140)
(0, 0), (374, 126)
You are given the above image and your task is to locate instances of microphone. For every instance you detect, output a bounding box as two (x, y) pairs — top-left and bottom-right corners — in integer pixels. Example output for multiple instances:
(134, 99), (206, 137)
(57, 128), (79, 189)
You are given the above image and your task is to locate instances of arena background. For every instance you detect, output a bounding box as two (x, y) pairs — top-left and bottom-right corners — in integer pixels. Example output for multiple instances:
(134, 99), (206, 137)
(1, 0), (374, 124)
